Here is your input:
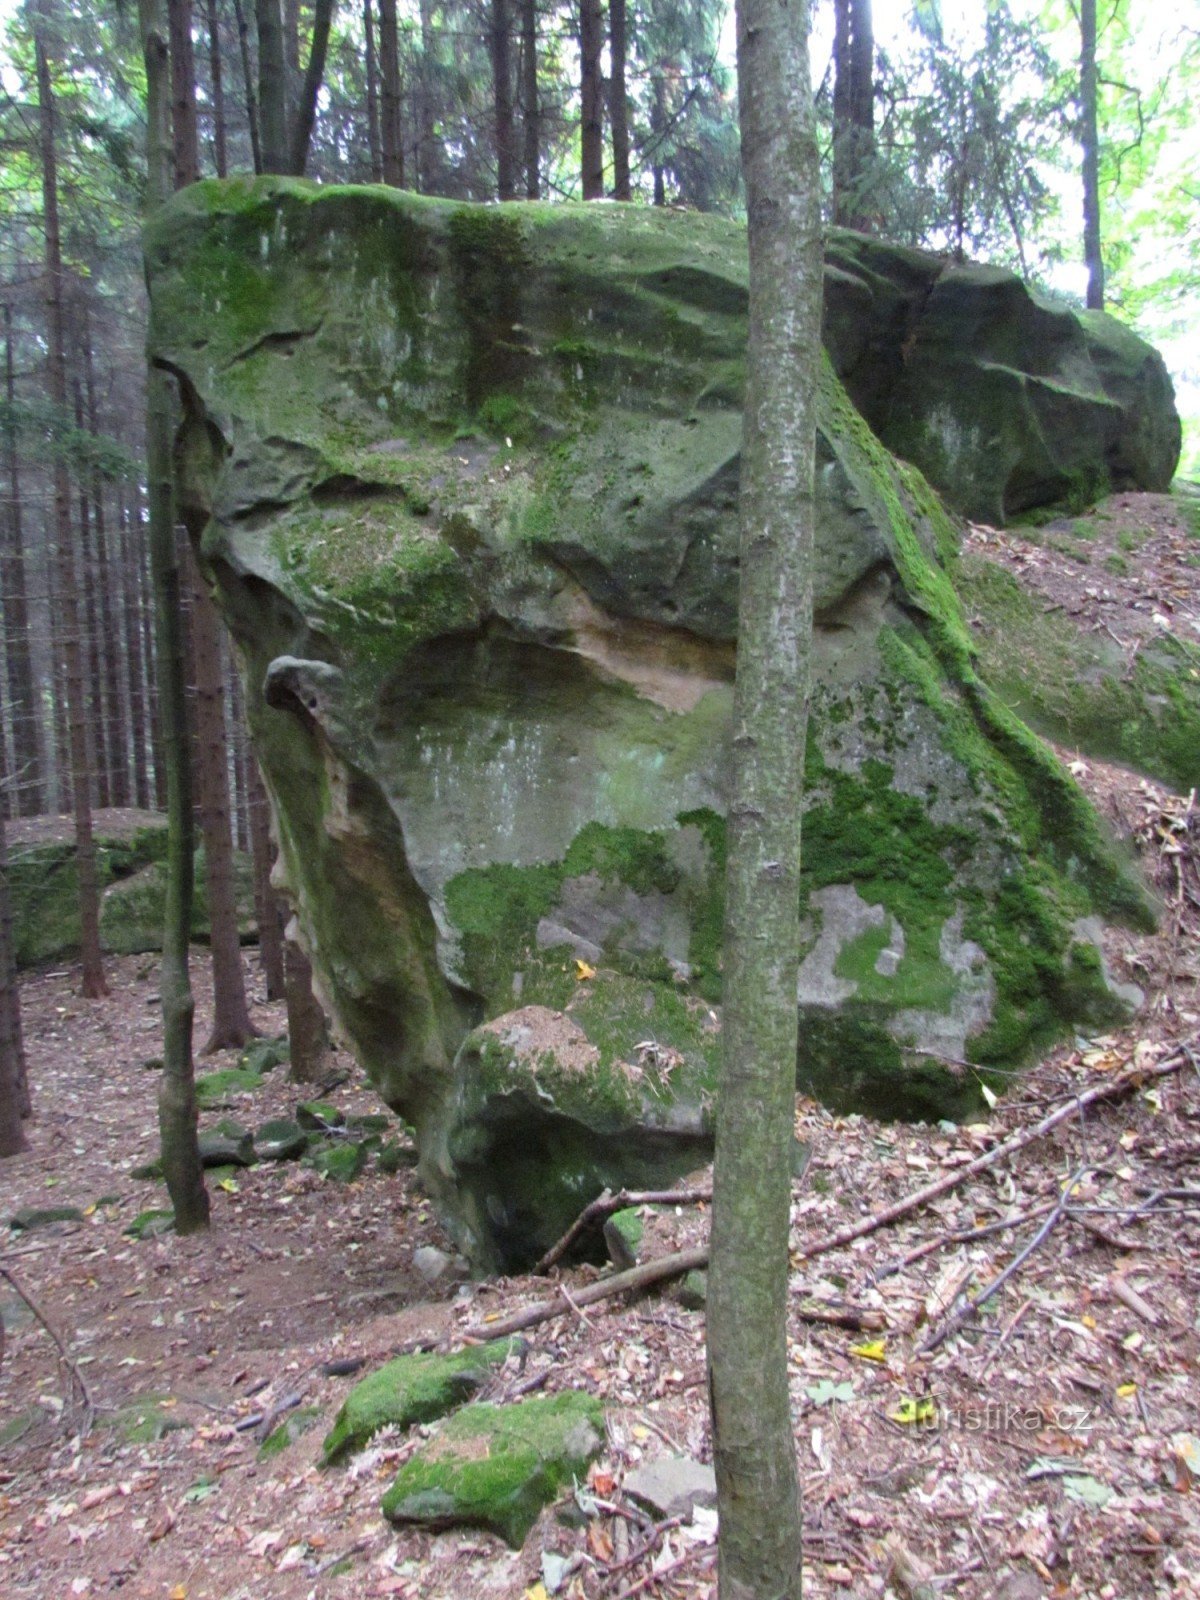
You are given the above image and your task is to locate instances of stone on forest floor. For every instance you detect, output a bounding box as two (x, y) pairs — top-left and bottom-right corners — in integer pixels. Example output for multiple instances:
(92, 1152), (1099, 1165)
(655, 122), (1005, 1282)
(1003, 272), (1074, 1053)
(254, 1117), (309, 1162)
(322, 1339), (521, 1464)
(239, 1035), (290, 1074)
(413, 1245), (463, 1284)
(295, 1101), (346, 1132)
(146, 182), (1170, 1269)
(98, 1394), (193, 1445)
(198, 1123), (256, 1167)
(308, 1142), (366, 1182)
(380, 1391), (605, 1547)
(377, 1140), (417, 1174)
(130, 1158), (165, 1181)
(624, 1455), (718, 1520)
(195, 1068), (264, 1109)
(675, 1270), (708, 1311)
(259, 1406), (322, 1458)
(124, 1208), (175, 1240)
(8, 1205), (85, 1232)
(603, 1209), (643, 1270)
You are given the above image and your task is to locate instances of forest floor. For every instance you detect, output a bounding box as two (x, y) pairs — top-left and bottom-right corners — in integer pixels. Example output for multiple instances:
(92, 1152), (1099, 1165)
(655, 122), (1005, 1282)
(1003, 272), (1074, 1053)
(1, 493), (1198, 1600)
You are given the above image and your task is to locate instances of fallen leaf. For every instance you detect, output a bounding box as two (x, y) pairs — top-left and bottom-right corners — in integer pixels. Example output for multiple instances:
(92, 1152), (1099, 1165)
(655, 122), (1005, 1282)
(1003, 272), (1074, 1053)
(889, 1396), (937, 1426)
(574, 959), (596, 981)
(850, 1339), (886, 1363)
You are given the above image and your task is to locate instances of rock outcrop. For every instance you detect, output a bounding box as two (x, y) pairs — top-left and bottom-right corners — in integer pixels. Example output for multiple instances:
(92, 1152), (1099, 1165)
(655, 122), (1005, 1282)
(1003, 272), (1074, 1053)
(147, 180), (1159, 1269)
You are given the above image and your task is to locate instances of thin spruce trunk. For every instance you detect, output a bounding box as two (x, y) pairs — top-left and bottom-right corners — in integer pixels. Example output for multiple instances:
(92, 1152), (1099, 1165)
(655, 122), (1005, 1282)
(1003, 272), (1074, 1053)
(491, 0), (516, 200)
(1080, 0), (1104, 309)
(139, 0), (210, 1233)
(256, 0), (289, 172)
(84, 329), (130, 809)
(831, 0), (875, 230)
(2, 304), (43, 818)
(707, 0), (821, 1594)
(71, 373), (110, 810)
(651, 74), (665, 205)
(520, 0), (539, 198)
(285, 937), (329, 1082)
(248, 762), (285, 999)
(35, 10), (108, 1000)
(168, 0), (201, 186)
(364, 0), (382, 180)
(579, 0), (604, 199)
(378, 0), (404, 186)
(232, 0), (263, 171)
(140, 493), (167, 810)
(288, 0), (336, 176)
(120, 491), (153, 811)
(206, 0), (229, 176)
(609, 0), (631, 199)
(0, 731), (30, 1154)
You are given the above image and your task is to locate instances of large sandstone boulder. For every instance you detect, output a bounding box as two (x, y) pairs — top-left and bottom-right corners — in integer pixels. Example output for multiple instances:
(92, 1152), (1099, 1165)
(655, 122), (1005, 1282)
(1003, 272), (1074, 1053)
(148, 180), (1155, 1269)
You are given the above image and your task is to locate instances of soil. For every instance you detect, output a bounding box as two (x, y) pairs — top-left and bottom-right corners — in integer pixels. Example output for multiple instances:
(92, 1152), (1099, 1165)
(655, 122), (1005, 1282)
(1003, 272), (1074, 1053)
(1, 494), (1198, 1600)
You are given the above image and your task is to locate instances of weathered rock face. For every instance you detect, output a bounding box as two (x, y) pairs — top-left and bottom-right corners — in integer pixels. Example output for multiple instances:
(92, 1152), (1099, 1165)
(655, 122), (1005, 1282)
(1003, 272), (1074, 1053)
(148, 180), (1155, 1270)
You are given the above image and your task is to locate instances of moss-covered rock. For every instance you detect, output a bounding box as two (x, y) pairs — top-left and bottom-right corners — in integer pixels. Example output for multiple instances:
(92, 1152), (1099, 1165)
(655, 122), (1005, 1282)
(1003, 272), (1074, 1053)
(146, 183), (1162, 1270)
(380, 1390), (605, 1547)
(98, 1394), (192, 1445)
(259, 1406), (322, 1458)
(8, 821), (166, 968)
(322, 1340), (520, 1463)
(195, 1067), (265, 1108)
(308, 1141), (367, 1182)
(254, 1117), (309, 1161)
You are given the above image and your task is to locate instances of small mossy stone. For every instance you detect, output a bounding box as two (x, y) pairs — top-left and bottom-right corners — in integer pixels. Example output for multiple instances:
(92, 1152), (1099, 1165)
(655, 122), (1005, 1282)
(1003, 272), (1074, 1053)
(380, 1390), (605, 1548)
(347, 1112), (392, 1134)
(255, 1117), (309, 1162)
(296, 1100), (346, 1131)
(130, 1158), (165, 1182)
(259, 1406), (322, 1459)
(9, 1205), (86, 1232)
(195, 1068), (264, 1108)
(676, 1270), (708, 1311)
(309, 1142), (366, 1183)
(322, 1340), (521, 1464)
(125, 1208), (176, 1240)
(99, 1394), (191, 1444)
(239, 1035), (290, 1074)
(198, 1127), (256, 1167)
(603, 1209), (643, 1270)
(141, 1056), (164, 1072)
(377, 1140), (417, 1174)
(0, 1409), (38, 1446)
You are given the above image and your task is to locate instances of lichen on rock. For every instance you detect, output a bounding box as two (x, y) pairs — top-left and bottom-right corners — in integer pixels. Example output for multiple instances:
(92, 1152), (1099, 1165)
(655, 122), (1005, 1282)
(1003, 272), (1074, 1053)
(146, 180), (1165, 1269)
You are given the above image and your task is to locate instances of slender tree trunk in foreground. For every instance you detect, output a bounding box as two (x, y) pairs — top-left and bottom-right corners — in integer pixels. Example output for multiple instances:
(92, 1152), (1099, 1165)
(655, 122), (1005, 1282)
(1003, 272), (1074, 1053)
(491, 0), (516, 199)
(168, 0), (201, 186)
(364, 0), (382, 180)
(36, 11), (108, 1001)
(1080, 0), (1104, 310)
(579, 0), (604, 198)
(257, 0), (289, 172)
(521, 0), (539, 197)
(288, 0), (335, 176)
(706, 0), (822, 1596)
(207, 0), (229, 176)
(285, 937), (329, 1082)
(378, 0), (404, 186)
(232, 0), (263, 172)
(140, 0), (210, 1232)
(609, 0), (631, 199)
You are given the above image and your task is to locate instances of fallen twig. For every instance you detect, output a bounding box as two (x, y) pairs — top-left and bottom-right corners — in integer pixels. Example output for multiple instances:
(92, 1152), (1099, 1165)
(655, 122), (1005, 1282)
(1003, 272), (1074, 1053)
(1107, 1274), (1159, 1326)
(461, 1248), (711, 1342)
(871, 1202), (1056, 1285)
(0, 1263), (93, 1427)
(795, 1046), (1192, 1264)
(536, 1187), (712, 1274)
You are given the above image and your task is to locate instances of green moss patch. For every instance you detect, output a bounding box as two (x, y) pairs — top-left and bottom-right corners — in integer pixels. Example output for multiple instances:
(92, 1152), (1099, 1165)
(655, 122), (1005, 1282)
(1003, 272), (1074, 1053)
(381, 1390), (605, 1547)
(322, 1340), (520, 1464)
(195, 1067), (266, 1109)
(259, 1406), (322, 1459)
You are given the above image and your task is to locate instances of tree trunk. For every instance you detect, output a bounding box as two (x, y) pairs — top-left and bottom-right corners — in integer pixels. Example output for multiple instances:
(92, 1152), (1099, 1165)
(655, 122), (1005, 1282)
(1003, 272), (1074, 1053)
(831, 0), (874, 230)
(0, 734), (29, 1155)
(72, 374), (110, 810)
(232, 0), (263, 172)
(186, 555), (255, 1052)
(248, 761), (285, 999)
(650, 73), (665, 205)
(609, 0), (630, 199)
(579, 0), (604, 199)
(416, 0), (436, 191)
(491, 0), (516, 199)
(206, 0), (228, 176)
(35, 11), (108, 1002)
(364, 0), (382, 180)
(2, 304), (43, 819)
(520, 0), (539, 198)
(120, 490), (153, 811)
(378, 0), (404, 186)
(168, 0), (202, 186)
(1080, 0), (1103, 309)
(285, 936), (329, 1083)
(288, 0), (336, 176)
(140, 0), (211, 1233)
(707, 0), (821, 1594)
(256, 0), (288, 172)
(84, 331), (129, 810)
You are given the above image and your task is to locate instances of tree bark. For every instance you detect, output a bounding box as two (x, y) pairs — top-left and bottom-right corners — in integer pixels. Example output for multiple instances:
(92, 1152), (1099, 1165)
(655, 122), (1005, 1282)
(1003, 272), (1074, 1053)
(609, 0), (630, 199)
(364, 0), (382, 181)
(35, 10), (108, 1001)
(378, 0), (404, 186)
(232, 0), (263, 172)
(256, 0), (289, 172)
(206, 0), (228, 176)
(1080, 0), (1104, 309)
(490, 0), (516, 199)
(248, 761), (284, 999)
(83, 328), (129, 810)
(71, 373), (110, 810)
(0, 733), (29, 1154)
(2, 304), (42, 819)
(706, 0), (821, 1595)
(140, 0), (211, 1233)
(186, 555), (255, 1052)
(831, 0), (874, 230)
(650, 73), (666, 205)
(579, 0), (604, 199)
(284, 936), (329, 1082)
(120, 490), (152, 811)
(168, 0), (202, 186)
(288, 0), (336, 176)
(416, 0), (436, 191)
(520, 0), (539, 198)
